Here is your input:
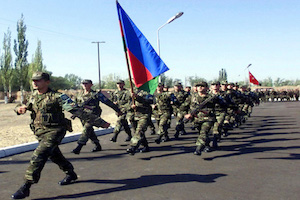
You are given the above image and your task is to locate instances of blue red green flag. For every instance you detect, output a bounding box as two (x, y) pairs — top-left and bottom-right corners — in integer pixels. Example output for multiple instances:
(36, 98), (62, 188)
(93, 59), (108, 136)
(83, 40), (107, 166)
(116, 1), (169, 94)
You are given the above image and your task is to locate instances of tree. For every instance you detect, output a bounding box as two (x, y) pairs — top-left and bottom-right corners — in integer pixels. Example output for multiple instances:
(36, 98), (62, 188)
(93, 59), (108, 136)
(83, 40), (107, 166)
(49, 76), (72, 91)
(186, 75), (206, 87)
(273, 78), (284, 87)
(0, 28), (14, 103)
(28, 40), (46, 88)
(260, 77), (273, 87)
(64, 74), (82, 89)
(14, 14), (29, 102)
(218, 68), (227, 82)
(101, 73), (121, 89)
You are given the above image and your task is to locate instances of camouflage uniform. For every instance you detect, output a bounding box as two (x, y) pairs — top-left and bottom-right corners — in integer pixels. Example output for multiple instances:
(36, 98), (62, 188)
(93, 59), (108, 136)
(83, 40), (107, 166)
(153, 90), (174, 143)
(190, 90), (217, 155)
(110, 87), (132, 142)
(211, 89), (228, 146)
(173, 83), (191, 138)
(127, 90), (154, 155)
(73, 85), (120, 153)
(15, 88), (78, 184)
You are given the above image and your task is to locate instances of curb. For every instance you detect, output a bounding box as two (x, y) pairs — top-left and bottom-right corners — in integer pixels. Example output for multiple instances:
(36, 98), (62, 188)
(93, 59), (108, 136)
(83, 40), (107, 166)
(0, 127), (114, 158)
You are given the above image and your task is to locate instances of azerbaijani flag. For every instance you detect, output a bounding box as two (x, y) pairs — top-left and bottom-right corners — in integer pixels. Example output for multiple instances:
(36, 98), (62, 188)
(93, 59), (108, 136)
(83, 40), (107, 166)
(116, 1), (169, 94)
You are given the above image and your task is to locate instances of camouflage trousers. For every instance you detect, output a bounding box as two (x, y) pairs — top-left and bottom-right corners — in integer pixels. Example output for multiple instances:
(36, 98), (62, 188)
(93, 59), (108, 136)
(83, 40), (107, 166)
(130, 113), (149, 148)
(194, 119), (214, 147)
(156, 111), (171, 137)
(77, 121), (99, 145)
(224, 108), (237, 124)
(25, 128), (74, 183)
(212, 112), (226, 135)
(113, 113), (131, 136)
(175, 110), (188, 132)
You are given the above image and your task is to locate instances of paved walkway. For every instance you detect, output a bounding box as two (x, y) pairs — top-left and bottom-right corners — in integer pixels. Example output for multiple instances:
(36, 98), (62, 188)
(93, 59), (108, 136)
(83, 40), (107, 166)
(1, 102), (299, 200)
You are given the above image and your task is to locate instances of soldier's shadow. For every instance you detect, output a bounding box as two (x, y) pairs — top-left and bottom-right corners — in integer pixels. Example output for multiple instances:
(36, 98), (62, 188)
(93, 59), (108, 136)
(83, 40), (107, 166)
(32, 173), (226, 200)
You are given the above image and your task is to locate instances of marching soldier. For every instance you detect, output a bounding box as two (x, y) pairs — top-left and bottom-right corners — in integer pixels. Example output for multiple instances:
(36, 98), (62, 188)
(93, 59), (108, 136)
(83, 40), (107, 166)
(173, 82), (191, 139)
(126, 89), (154, 155)
(153, 83), (175, 144)
(12, 72), (83, 199)
(210, 81), (228, 148)
(72, 79), (121, 154)
(110, 80), (132, 142)
(185, 82), (217, 155)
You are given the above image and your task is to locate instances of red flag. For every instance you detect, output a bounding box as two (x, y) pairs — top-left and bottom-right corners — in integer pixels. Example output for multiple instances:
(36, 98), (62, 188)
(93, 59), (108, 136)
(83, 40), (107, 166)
(249, 71), (260, 85)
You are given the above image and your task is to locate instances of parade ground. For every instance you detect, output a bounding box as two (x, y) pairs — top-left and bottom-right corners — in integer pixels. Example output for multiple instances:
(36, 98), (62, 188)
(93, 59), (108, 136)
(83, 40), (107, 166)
(0, 102), (299, 200)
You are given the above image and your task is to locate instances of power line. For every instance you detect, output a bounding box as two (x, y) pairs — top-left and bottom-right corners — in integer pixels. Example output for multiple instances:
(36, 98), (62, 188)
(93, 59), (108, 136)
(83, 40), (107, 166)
(0, 17), (97, 42)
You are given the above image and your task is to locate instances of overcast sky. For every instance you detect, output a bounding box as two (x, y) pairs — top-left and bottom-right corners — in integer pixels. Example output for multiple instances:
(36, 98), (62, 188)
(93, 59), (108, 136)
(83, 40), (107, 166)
(1, 0), (299, 85)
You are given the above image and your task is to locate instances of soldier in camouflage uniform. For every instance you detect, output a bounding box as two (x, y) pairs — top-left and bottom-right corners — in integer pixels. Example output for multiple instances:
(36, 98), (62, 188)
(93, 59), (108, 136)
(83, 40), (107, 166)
(210, 81), (228, 149)
(12, 72), (82, 199)
(127, 89), (154, 155)
(185, 82), (218, 155)
(173, 82), (191, 139)
(71, 79), (121, 154)
(153, 83), (175, 144)
(110, 80), (132, 142)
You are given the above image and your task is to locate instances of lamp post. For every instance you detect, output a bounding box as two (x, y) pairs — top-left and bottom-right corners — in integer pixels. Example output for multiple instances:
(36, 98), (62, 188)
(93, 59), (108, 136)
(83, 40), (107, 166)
(245, 63), (252, 85)
(92, 41), (105, 89)
(157, 12), (184, 83)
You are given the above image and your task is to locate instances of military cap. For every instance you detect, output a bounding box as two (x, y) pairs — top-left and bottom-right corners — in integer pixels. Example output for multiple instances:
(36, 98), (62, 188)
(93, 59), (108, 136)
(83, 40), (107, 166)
(228, 82), (235, 86)
(116, 79), (125, 84)
(174, 81), (182, 87)
(81, 79), (93, 84)
(32, 71), (50, 81)
(221, 81), (228, 85)
(195, 81), (208, 87)
(211, 81), (220, 85)
(157, 82), (164, 87)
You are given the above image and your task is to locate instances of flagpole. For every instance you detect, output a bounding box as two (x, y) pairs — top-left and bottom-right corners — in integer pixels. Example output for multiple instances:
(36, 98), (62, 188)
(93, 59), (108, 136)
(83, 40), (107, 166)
(117, 1), (135, 105)
(246, 64), (251, 86)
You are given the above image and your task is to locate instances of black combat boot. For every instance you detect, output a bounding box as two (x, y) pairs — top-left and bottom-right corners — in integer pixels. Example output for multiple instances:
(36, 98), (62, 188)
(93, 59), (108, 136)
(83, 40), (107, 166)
(110, 135), (117, 142)
(155, 135), (163, 144)
(125, 132), (132, 142)
(194, 146), (205, 156)
(58, 170), (78, 186)
(11, 182), (32, 199)
(91, 142), (102, 152)
(162, 135), (170, 142)
(140, 145), (150, 153)
(126, 146), (138, 155)
(180, 129), (187, 135)
(150, 129), (156, 135)
(174, 131), (180, 139)
(72, 144), (83, 155)
(212, 135), (219, 149)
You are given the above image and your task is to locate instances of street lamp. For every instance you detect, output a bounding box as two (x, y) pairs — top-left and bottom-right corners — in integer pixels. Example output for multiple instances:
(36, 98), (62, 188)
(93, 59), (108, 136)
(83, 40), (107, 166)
(92, 41), (105, 89)
(157, 12), (184, 83)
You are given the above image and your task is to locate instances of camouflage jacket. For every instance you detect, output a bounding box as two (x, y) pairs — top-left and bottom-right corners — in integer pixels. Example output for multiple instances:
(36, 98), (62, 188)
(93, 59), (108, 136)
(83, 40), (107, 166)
(111, 89), (132, 113)
(154, 92), (173, 113)
(75, 89), (102, 116)
(134, 90), (154, 114)
(173, 90), (191, 112)
(16, 88), (79, 135)
(191, 93), (216, 119)
(75, 89), (120, 116)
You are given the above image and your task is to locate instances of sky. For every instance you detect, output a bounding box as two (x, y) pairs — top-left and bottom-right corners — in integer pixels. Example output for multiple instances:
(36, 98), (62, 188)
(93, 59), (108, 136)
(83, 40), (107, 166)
(0, 0), (299, 86)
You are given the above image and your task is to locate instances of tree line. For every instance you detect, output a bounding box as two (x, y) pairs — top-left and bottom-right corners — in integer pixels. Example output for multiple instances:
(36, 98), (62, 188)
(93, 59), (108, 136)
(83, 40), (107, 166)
(1, 15), (299, 104)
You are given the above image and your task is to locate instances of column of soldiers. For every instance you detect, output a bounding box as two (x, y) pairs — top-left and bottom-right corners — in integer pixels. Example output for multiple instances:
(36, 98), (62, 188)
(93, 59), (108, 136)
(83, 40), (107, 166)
(11, 72), (261, 199)
(256, 88), (299, 102)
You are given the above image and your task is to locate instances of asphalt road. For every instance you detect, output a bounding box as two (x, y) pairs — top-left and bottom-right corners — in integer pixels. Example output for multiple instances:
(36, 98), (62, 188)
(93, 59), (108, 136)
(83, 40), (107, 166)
(1, 101), (299, 200)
